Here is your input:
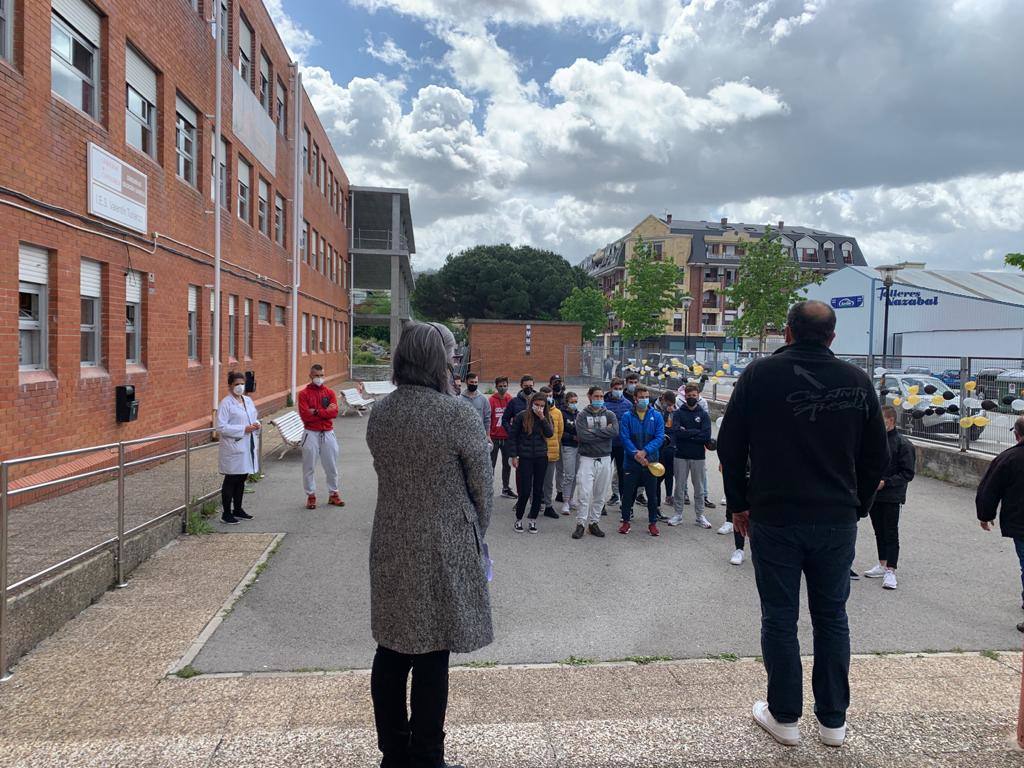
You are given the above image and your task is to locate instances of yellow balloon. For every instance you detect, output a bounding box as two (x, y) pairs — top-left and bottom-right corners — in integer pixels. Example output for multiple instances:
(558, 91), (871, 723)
(892, 397), (903, 406)
(642, 359), (649, 364)
(671, 358), (683, 367)
(693, 365), (704, 375)
(931, 395), (945, 406)
(959, 416), (974, 428)
(907, 385), (919, 396)
(973, 416), (991, 427)
(907, 395), (921, 405)
(964, 380), (977, 391)
(723, 362), (731, 370)
(716, 370), (725, 377)
(714, 373), (723, 379)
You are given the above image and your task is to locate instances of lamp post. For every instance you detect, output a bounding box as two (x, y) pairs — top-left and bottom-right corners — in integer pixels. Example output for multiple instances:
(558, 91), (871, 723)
(681, 295), (693, 355)
(877, 264), (904, 367)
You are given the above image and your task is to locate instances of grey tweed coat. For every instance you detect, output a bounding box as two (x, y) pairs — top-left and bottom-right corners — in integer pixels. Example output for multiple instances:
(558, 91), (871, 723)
(366, 384), (494, 655)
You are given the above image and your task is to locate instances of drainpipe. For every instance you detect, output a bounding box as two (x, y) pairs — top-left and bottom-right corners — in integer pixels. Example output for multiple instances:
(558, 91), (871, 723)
(211, 7), (223, 423)
(290, 65), (304, 403)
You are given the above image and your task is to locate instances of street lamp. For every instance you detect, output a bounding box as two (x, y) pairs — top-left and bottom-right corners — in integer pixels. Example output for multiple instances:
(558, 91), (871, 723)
(876, 264), (904, 366)
(681, 295), (693, 355)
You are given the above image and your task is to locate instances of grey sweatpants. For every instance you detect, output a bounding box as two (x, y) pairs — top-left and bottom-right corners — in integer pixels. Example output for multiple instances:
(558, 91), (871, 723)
(560, 445), (579, 502)
(674, 458), (705, 516)
(302, 429), (339, 496)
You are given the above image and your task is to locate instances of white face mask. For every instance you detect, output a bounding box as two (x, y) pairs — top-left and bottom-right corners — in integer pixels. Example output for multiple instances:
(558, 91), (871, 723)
(313, 377), (325, 387)
(233, 384), (246, 396)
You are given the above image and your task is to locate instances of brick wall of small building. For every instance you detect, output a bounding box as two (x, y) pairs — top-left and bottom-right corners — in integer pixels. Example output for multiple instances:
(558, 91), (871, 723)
(467, 320), (583, 387)
(0, 0), (351, 469)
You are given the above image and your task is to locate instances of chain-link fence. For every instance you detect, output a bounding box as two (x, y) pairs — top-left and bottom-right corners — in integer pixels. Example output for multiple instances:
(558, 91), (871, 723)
(563, 345), (1024, 455)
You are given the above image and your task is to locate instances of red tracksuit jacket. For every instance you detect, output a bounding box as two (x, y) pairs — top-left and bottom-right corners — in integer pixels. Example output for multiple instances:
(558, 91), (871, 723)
(298, 384), (339, 431)
(489, 392), (513, 440)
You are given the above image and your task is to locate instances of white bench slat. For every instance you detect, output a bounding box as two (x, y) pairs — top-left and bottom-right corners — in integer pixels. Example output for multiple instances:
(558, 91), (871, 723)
(270, 411), (306, 458)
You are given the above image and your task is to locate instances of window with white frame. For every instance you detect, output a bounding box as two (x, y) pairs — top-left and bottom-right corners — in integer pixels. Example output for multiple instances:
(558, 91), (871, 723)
(302, 220), (309, 262)
(50, 3), (100, 118)
(321, 157), (327, 194)
(310, 315), (318, 352)
(258, 300), (270, 323)
(259, 52), (271, 112)
(19, 245), (49, 371)
(238, 13), (252, 85)
(176, 96), (198, 185)
(301, 312), (308, 353)
(326, 318), (332, 353)
(237, 156), (251, 222)
(1, 0), (13, 63)
(319, 238), (326, 274)
(274, 305), (285, 326)
(219, 0), (228, 57)
(187, 285), (198, 361)
(312, 142), (319, 183)
(228, 294), (237, 359)
(125, 45), (158, 158)
(311, 229), (318, 269)
(302, 126), (310, 172)
(211, 133), (229, 208)
(209, 291), (216, 358)
(274, 193), (286, 245)
(275, 78), (286, 135)
(243, 298), (252, 358)
(80, 259), (101, 366)
(319, 316), (325, 352)
(257, 178), (269, 235)
(125, 270), (143, 365)
(842, 242), (854, 264)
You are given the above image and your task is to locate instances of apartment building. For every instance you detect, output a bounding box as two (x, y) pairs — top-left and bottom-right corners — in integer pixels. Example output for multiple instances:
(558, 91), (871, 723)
(583, 215), (866, 353)
(0, 0), (353, 460)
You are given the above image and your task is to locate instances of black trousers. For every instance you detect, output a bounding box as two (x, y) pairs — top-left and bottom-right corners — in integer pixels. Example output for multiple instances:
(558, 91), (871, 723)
(220, 473), (247, 517)
(514, 456), (548, 519)
(371, 645), (451, 768)
(869, 501), (901, 569)
(490, 438), (512, 489)
(726, 509), (746, 550)
(620, 466), (660, 524)
(611, 445), (625, 497)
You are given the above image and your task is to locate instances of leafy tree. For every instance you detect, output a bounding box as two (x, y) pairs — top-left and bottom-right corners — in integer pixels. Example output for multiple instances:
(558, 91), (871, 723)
(610, 237), (684, 345)
(410, 244), (592, 322)
(725, 228), (825, 352)
(1007, 253), (1024, 270)
(560, 286), (609, 341)
(354, 325), (390, 344)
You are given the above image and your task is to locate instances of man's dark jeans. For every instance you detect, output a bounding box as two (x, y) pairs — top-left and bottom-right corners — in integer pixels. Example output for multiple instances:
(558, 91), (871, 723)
(750, 520), (857, 729)
(1014, 538), (1024, 607)
(620, 466), (660, 524)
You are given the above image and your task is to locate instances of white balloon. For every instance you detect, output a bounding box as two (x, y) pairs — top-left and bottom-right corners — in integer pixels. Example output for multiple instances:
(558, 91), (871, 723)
(963, 398), (982, 409)
(901, 401), (914, 411)
(874, 367), (887, 376)
(1013, 399), (1024, 412)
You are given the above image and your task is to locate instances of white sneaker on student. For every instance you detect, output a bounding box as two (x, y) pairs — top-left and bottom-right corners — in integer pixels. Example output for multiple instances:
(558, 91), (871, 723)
(666, 514), (684, 526)
(752, 701), (800, 746)
(730, 549), (744, 566)
(883, 569), (898, 590)
(818, 721), (847, 747)
(695, 514), (712, 529)
(863, 564), (886, 579)
(717, 521), (734, 535)
(561, 503), (572, 516)
(720, 497), (727, 505)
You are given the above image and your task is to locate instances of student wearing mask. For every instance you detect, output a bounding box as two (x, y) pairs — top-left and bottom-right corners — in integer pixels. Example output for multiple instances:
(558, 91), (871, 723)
(668, 382), (712, 528)
(574, 387), (618, 539)
(653, 390), (677, 516)
(508, 393), (555, 533)
(618, 385), (666, 537)
(605, 377), (632, 507)
(216, 371), (260, 525)
(674, 384), (717, 510)
(624, 373), (640, 404)
(460, 371), (491, 437)
(298, 364), (344, 510)
(501, 375), (535, 433)
(538, 385), (564, 519)
(559, 391), (581, 516)
(489, 376), (516, 498)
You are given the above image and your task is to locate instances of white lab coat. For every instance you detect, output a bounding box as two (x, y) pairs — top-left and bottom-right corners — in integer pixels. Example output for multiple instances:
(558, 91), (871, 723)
(217, 394), (260, 475)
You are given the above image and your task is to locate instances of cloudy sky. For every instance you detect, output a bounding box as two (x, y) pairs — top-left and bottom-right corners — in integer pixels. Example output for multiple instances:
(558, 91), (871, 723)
(267, 0), (1024, 272)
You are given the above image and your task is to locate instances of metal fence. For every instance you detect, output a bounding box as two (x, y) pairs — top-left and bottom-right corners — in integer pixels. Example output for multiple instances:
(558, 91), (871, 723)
(0, 426), (247, 679)
(563, 345), (1024, 455)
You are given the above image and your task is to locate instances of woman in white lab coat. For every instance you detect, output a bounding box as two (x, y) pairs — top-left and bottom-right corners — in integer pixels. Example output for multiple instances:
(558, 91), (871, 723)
(217, 371), (261, 524)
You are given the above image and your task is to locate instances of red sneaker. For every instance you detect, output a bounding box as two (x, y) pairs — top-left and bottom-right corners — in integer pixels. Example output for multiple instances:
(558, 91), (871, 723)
(648, 523), (660, 537)
(328, 493), (345, 507)
(618, 521), (631, 535)
(306, 494), (317, 510)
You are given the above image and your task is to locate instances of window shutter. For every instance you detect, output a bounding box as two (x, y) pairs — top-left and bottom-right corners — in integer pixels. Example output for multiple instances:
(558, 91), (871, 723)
(52, 0), (100, 47)
(228, 295), (236, 316)
(259, 178), (269, 200)
(210, 291), (215, 312)
(260, 54), (270, 81)
(244, 299), (250, 317)
(176, 95), (197, 127)
(80, 259), (102, 298)
(238, 17), (253, 57)
(125, 45), (157, 104)
(188, 285), (198, 312)
(125, 270), (143, 303)
(19, 245), (49, 284)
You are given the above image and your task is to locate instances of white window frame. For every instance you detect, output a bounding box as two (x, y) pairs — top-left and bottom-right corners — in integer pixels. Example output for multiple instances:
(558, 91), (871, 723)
(302, 312), (308, 354)
(209, 291), (216, 358)
(259, 52), (271, 112)
(50, 10), (99, 118)
(319, 316), (325, 352)
(187, 286), (198, 362)
(257, 177), (269, 235)
(310, 315), (318, 353)
(80, 259), (101, 367)
(258, 300), (270, 324)
(274, 193), (286, 245)
(175, 97), (198, 186)
(1, 0), (13, 64)
(238, 13), (252, 85)
(228, 294), (237, 359)
(125, 270), (142, 365)
(19, 281), (47, 371)
(274, 305), (285, 326)
(275, 78), (286, 135)
(125, 46), (158, 158)
(237, 156), (251, 222)
(243, 298), (252, 358)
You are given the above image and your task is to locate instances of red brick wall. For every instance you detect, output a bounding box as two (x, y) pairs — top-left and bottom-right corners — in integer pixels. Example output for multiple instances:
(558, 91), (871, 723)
(468, 321), (583, 387)
(0, 0), (350, 469)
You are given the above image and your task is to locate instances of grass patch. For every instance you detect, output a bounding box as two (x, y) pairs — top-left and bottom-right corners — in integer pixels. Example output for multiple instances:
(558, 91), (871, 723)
(461, 660), (499, 669)
(186, 508), (214, 536)
(952, 647), (965, 654)
(923, 648), (939, 654)
(174, 665), (201, 679)
(620, 655), (673, 666)
(980, 650), (1000, 661)
(706, 653), (739, 662)
(559, 656), (596, 667)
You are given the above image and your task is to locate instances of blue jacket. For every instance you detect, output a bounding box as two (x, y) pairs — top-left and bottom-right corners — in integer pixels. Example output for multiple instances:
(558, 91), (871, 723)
(605, 393), (633, 447)
(671, 405), (711, 461)
(620, 406), (665, 470)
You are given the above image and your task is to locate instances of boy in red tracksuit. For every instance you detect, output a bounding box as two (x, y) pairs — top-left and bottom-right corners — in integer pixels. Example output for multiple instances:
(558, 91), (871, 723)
(490, 375), (516, 498)
(298, 363), (344, 509)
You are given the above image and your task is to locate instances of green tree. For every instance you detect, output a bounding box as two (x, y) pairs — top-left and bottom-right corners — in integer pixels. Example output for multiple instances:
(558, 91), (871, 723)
(725, 228), (825, 352)
(610, 237), (684, 345)
(560, 286), (609, 341)
(1006, 252), (1024, 270)
(410, 244), (592, 322)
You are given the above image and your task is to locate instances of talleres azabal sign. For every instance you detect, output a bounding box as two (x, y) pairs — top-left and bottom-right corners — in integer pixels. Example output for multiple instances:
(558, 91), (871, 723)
(876, 286), (939, 307)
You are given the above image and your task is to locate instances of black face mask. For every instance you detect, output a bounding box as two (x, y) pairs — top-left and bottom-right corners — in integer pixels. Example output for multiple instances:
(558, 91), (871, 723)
(522, 386), (534, 395)
(552, 382), (562, 393)
(467, 384), (478, 392)
(685, 397), (698, 407)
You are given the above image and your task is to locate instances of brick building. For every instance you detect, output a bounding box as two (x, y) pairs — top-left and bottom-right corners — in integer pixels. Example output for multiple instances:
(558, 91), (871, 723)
(467, 320), (583, 387)
(0, 0), (355, 463)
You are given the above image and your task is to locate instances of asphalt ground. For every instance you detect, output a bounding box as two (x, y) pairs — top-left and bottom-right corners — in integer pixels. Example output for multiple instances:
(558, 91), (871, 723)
(193, 414), (1023, 673)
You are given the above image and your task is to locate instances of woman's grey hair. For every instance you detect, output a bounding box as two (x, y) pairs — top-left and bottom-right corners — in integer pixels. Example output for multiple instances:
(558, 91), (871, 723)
(392, 321), (456, 393)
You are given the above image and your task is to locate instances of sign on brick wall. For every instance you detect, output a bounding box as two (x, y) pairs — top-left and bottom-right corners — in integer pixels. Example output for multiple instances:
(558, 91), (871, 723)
(525, 323), (532, 355)
(87, 143), (148, 234)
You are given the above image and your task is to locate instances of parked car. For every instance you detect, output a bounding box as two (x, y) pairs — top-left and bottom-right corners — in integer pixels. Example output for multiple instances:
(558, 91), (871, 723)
(875, 373), (985, 441)
(937, 369), (963, 389)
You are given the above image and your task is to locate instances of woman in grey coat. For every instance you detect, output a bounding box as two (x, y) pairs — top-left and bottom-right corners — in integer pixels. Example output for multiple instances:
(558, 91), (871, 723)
(366, 321), (494, 768)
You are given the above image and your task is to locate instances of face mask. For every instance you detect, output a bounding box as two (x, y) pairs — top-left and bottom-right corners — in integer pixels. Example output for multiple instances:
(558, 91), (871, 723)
(523, 386), (534, 395)
(610, 389), (623, 399)
(467, 384), (478, 392)
(532, 405), (545, 415)
(591, 399), (605, 409)
(637, 398), (649, 409)
(313, 377), (324, 387)
(553, 382), (562, 392)
(685, 397), (698, 407)
(546, 396), (554, 404)
(497, 386), (508, 395)
(627, 383), (637, 392)
(233, 384), (246, 396)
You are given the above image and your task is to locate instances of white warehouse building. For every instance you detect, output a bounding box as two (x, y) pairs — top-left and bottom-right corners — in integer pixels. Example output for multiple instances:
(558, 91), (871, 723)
(803, 265), (1024, 358)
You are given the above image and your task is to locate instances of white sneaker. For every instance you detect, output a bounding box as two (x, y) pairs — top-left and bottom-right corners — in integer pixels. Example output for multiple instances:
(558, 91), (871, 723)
(883, 569), (898, 590)
(666, 514), (684, 526)
(752, 701), (800, 746)
(730, 549), (744, 566)
(717, 521), (734, 535)
(561, 504), (572, 516)
(695, 514), (712, 529)
(719, 498), (727, 505)
(818, 721), (847, 747)
(863, 564), (886, 579)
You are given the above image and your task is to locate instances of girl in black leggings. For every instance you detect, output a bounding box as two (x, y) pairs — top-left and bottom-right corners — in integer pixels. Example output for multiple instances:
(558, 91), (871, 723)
(508, 393), (554, 534)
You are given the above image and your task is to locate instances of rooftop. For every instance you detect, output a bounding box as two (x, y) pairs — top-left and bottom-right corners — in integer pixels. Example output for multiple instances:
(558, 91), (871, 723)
(848, 265), (1024, 307)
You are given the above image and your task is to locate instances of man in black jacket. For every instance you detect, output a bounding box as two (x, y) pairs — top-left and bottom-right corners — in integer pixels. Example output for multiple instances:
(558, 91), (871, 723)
(977, 416), (1024, 631)
(501, 375), (535, 433)
(718, 300), (889, 749)
(861, 405), (916, 590)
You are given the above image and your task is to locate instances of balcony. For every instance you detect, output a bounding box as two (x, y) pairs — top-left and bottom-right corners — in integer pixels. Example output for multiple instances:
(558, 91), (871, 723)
(354, 229), (410, 251)
(701, 324), (728, 335)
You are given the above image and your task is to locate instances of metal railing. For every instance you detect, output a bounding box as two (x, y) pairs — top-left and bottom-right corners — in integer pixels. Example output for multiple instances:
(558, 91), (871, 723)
(0, 425), (256, 680)
(353, 229), (409, 251)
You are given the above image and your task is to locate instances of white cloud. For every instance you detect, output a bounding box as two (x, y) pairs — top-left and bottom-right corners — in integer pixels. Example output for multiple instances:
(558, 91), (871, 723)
(364, 34), (416, 69)
(770, 1), (826, 43)
(263, 0), (318, 62)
